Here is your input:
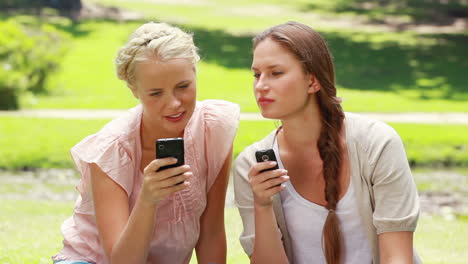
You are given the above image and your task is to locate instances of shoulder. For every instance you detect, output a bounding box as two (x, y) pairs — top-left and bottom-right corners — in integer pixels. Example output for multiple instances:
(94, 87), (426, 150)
(198, 99), (240, 122)
(189, 100), (240, 142)
(345, 112), (407, 168)
(100, 104), (142, 138)
(71, 105), (142, 161)
(345, 112), (401, 152)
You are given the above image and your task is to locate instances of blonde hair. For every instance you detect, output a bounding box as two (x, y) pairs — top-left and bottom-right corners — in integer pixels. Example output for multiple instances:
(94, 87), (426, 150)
(115, 22), (200, 87)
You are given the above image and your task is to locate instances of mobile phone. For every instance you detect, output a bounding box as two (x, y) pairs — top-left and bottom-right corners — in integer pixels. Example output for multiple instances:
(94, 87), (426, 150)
(255, 149), (279, 173)
(156, 138), (185, 185)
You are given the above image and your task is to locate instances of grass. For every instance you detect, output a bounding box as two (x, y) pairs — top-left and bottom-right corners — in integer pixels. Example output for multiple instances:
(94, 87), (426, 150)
(0, 199), (73, 264)
(1, 116), (467, 169)
(236, 121), (468, 167)
(414, 215), (468, 263)
(0, 196), (466, 264)
(2, 1), (465, 112)
(0, 116), (109, 169)
(0, 196), (248, 264)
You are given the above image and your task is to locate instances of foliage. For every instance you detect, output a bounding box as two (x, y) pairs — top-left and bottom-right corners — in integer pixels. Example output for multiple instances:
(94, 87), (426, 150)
(0, 18), (69, 109)
(0, 0), (82, 18)
(4, 6), (463, 111)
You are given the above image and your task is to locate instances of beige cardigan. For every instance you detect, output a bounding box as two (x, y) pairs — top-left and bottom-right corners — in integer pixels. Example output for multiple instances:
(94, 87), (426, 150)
(233, 113), (422, 263)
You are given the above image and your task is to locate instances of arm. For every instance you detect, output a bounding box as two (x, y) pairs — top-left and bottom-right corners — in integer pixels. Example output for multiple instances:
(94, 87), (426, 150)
(195, 148), (232, 264)
(249, 162), (290, 264)
(90, 158), (191, 264)
(368, 125), (420, 263)
(378, 232), (413, 264)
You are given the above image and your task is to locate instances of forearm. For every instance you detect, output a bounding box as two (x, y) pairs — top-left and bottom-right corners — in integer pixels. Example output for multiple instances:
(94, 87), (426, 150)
(251, 205), (289, 264)
(196, 229), (227, 264)
(110, 194), (158, 264)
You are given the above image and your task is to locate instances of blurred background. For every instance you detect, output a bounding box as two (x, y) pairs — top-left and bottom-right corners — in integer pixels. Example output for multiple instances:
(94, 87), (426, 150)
(0, 0), (467, 263)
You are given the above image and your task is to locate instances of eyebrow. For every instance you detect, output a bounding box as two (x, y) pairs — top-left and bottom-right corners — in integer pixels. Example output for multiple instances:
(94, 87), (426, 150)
(146, 88), (163, 92)
(251, 64), (281, 71)
(145, 80), (191, 92)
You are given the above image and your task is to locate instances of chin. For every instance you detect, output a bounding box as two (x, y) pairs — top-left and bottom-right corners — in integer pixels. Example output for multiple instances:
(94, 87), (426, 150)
(260, 110), (280, 120)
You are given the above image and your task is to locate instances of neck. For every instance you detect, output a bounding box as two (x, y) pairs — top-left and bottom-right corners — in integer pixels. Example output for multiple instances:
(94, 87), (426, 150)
(140, 114), (183, 150)
(279, 102), (322, 151)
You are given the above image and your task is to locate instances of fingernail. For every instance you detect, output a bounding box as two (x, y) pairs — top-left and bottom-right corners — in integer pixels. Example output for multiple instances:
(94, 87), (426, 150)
(270, 161), (277, 166)
(282, 169), (288, 174)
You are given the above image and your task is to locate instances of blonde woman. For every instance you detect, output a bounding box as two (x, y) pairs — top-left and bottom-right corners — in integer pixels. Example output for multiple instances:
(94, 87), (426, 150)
(52, 22), (239, 264)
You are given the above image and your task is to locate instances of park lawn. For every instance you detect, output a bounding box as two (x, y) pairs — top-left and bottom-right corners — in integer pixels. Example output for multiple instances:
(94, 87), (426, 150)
(0, 197), (466, 264)
(6, 1), (465, 112)
(1, 116), (467, 169)
(234, 120), (468, 167)
(87, 0), (468, 32)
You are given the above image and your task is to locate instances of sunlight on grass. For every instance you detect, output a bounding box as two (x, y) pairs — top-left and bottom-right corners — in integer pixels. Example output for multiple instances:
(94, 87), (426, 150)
(0, 200), (72, 264)
(0, 197), (466, 264)
(12, 16), (465, 112)
(1, 117), (467, 169)
(415, 215), (468, 263)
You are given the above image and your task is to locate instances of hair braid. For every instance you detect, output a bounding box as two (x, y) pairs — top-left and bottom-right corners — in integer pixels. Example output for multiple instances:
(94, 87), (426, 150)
(317, 92), (344, 264)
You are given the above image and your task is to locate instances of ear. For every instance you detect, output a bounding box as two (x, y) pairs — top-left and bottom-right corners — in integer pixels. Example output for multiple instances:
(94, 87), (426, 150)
(307, 75), (321, 94)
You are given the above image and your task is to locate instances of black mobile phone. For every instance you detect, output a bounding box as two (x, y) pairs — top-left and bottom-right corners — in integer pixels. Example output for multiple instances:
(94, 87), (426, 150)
(156, 138), (185, 185)
(255, 149), (279, 173)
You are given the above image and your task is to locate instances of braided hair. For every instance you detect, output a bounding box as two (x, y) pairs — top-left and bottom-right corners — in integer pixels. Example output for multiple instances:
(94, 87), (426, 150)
(253, 21), (345, 264)
(115, 22), (200, 87)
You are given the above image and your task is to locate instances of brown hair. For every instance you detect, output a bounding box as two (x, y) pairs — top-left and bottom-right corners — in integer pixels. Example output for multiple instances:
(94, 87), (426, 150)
(253, 21), (345, 264)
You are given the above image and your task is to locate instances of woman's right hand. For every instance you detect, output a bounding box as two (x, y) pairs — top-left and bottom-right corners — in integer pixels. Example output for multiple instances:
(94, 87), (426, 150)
(248, 161), (289, 207)
(140, 158), (192, 205)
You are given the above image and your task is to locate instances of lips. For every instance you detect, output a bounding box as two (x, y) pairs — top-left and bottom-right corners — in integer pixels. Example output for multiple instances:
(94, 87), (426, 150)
(258, 97), (275, 106)
(165, 111), (185, 122)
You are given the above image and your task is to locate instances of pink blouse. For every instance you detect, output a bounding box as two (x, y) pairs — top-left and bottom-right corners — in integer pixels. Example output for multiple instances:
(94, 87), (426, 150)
(53, 100), (240, 264)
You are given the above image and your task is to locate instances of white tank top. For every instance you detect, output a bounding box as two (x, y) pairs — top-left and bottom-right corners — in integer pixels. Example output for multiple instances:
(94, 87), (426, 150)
(274, 140), (372, 264)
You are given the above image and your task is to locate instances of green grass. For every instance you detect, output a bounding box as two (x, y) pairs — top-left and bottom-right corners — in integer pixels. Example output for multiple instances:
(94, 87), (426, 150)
(4, 1), (465, 112)
(392, 123), (468, 167)
(234, 120), (468, 167)
(0, 199), (73, 264)
(0, 197), (248, 264)
(0, 116), (109, 169)
(415, 215), (468, 263)
(0, 197), (466, 264)
(1, 117), (467, 169)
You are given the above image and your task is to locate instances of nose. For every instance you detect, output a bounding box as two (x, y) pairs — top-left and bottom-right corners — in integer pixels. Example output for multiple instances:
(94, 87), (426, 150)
(168, 94), (182, 109)
(254, 76), (269, 93)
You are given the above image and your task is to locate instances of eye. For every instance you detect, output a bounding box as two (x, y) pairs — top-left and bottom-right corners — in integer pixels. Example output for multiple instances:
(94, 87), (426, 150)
(272, 71), (283, 76)
(150, 92), (162, 96)
(178, 84), (189, 89)
(253, 73), (260, 78)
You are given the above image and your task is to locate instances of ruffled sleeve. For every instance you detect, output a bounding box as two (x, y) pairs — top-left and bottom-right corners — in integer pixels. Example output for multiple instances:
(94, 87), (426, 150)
(202, 100), (240, 191)
(70, 133), (134, 215)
